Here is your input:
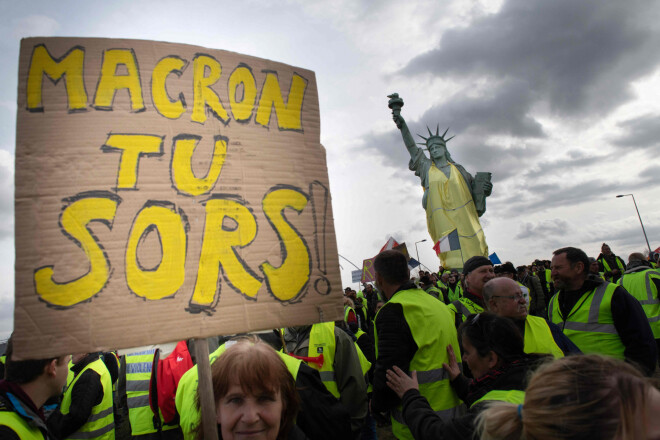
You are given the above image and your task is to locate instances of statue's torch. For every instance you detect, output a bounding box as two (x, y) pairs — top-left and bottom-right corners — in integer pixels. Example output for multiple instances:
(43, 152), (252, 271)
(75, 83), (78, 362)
(387, 93), (404, 116)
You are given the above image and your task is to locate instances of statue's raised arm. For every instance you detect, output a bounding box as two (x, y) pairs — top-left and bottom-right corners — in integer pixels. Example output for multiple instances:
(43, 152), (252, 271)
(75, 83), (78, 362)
(386, 93), (492, 270)
(388, 93), (419, 158)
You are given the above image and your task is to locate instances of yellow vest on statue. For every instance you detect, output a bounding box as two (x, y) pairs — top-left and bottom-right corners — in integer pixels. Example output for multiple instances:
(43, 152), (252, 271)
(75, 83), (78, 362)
(426, 163), (488, 269)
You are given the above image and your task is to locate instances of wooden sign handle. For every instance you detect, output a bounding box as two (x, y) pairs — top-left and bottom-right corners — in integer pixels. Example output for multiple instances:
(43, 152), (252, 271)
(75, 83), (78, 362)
(193, 338), (219, 440)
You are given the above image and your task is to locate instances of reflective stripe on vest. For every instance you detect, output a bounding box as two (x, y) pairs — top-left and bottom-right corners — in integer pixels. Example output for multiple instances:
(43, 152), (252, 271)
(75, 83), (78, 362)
(427, 286), (443, 298)
(125, 350), (156, 435)
(619, 269), (660, 338)
(61, 358), (115, 440)
(447, 285), (462, 303)
(449, 297), (483, 322)
(308, 322), (339, 398)
(470, 389), (525, 409)
(523, 316), (564, 358)
(376, 288), (463, 440)
(124, 350), (179, 435)
(0, 409), (45, 440)
(600, 257), (625, 274)
(549, 283), (625, 359)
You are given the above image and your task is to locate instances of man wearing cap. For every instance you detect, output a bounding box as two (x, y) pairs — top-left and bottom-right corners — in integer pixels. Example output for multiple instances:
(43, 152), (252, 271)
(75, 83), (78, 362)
(483, 277), (580, 358)
(371, 250), (462, 440)
(447, 256), (495, 328)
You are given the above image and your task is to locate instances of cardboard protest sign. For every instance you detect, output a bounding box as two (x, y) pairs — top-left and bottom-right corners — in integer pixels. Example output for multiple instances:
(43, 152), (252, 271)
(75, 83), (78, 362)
(361, 258), (375, 284)
(13, 37), (342, 359)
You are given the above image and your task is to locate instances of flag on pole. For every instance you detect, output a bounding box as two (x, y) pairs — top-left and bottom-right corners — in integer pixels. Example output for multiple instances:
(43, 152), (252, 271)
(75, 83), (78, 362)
(408, 258), (420, 270)
(433, 229), (460, 255)
(380, 236), (400, 253)
(489, 252), (502, 264)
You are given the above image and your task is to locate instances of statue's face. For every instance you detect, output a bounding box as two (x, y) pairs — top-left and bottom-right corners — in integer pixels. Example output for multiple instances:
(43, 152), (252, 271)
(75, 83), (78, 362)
(427, 139), (447, 161)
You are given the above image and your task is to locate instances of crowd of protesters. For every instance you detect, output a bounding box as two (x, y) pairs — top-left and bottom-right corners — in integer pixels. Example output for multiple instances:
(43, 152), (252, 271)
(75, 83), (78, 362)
(1, 243), (660, 440)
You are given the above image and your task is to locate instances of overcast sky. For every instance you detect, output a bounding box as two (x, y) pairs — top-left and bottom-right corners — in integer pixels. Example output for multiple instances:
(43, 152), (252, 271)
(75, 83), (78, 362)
(2, 0), (660, 339)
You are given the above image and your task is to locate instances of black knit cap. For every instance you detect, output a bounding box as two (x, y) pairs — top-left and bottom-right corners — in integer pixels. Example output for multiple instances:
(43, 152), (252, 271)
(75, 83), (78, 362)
(463, 256), (493, 275)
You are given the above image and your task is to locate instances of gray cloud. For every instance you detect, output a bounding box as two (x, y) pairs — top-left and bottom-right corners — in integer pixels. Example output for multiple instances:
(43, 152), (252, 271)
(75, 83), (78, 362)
(416, 79), (545, 138)
(516, 218), (569, 240)
(522, 150), (612, 179)
(640, 164), (660, 181)
(612, 113), (660, 153)
(495, 178), (622, 217)
(454, 137), (543, 182)
(401, 0), (660, 118)
(588, 223), (660, 253)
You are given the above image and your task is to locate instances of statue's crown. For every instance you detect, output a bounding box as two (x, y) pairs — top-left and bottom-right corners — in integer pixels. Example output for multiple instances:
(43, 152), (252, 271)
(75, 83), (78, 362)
(417, 125), (454, 148)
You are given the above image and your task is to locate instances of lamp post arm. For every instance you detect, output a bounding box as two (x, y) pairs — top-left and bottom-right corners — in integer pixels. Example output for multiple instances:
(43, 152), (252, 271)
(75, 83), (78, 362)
(338, 253), (361, 271)
(630, 195), (653, 256)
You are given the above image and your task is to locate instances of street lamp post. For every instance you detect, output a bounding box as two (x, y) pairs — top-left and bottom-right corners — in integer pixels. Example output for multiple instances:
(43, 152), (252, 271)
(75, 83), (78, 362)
(415, 239), (427, 269)
(616, 194), (652, 256)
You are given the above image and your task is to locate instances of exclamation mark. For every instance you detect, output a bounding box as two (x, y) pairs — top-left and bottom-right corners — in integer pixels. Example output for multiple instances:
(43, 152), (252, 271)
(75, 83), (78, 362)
(310, 180), (331, 295)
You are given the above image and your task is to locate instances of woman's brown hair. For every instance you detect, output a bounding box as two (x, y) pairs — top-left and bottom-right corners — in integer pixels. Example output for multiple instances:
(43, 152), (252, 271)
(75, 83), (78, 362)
(198, 336), (299, 439)
(476, 354), (655, 440)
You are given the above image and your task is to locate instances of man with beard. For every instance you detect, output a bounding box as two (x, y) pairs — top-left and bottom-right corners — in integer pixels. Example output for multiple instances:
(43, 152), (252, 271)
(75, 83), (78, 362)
(548, 247), (656, 375)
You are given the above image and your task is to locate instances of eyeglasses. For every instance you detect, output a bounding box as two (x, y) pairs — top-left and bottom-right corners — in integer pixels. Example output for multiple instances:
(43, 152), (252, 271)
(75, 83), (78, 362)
(492, 293), (525, 301)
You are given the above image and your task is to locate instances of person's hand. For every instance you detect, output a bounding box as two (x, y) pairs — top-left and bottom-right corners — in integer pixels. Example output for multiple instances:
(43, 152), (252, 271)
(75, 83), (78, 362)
(442, 344), (461, 380)
(483, 181), (493, 195)
(393, 114), (405, 129)
(386, 365), (418, 398)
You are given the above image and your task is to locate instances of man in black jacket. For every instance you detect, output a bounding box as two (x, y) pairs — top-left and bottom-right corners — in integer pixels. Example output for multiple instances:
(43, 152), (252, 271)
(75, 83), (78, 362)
(371, 250), (462, 440)
(597, 243), (626, 282)
(47, 352), (114, 439)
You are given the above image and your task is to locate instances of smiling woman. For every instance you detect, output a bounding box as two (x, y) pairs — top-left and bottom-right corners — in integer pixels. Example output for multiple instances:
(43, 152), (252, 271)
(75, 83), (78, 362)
(198, 337), (300, 440)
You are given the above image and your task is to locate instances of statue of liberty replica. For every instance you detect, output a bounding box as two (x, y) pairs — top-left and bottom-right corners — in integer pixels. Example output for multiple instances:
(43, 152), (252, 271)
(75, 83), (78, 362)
(388, 93), (492, 270)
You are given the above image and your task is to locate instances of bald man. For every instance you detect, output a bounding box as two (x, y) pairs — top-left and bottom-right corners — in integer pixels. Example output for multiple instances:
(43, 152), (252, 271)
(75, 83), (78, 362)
(483, 278), (580, 358)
